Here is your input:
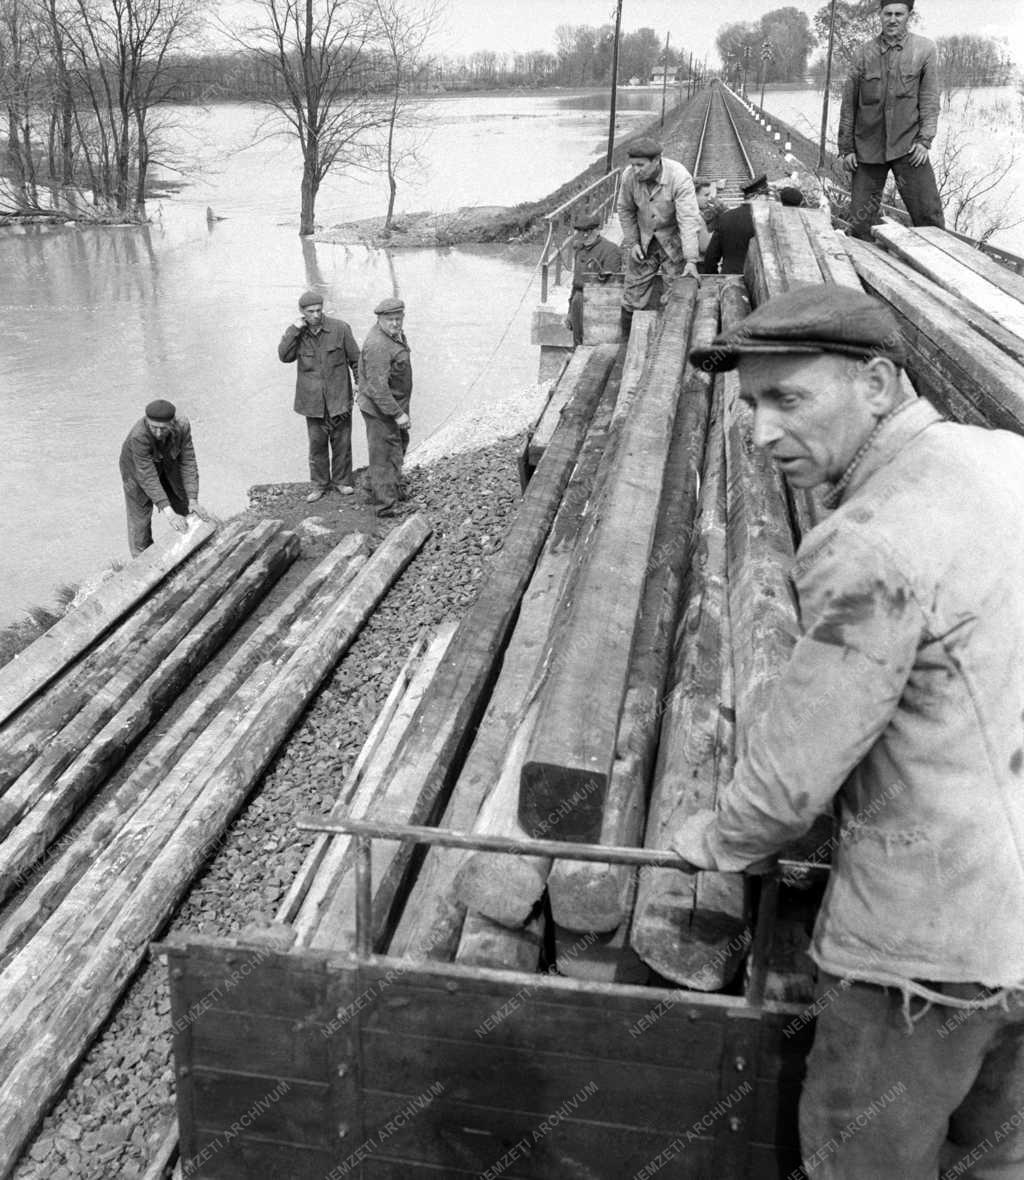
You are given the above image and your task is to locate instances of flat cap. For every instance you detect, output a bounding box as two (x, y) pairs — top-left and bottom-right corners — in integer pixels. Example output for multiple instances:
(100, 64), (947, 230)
(145, 399), (176, 421)
(778, 186), (806, 207)
(572, 210), (600, 230)
(374, 296), (405, 315)
(627, 136), (662, 159)
(298, 290), (323, 308)
(690, 283), (907, 372)
(742, 173), (769, 198)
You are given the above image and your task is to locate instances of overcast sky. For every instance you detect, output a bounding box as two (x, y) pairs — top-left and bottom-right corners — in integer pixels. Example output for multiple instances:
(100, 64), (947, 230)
(432, 0), (1024, 68)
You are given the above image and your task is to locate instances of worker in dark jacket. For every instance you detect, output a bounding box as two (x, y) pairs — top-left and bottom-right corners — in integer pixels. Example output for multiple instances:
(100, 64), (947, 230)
(565, 210), (622, 346)
(358, 297), (412, 517)
(278, 290), (360, 504)
(702, 173), (769, 275)
(838, 0), (943, 240)
(119, 399), (205, 557)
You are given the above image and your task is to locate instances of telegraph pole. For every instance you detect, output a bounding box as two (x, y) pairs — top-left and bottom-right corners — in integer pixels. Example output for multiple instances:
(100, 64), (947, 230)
(759, 39), (773, 109)
(819, 0), (839, 167)
(660, 31), (670, 127)
(742, 45), (751, 99)
(605, 0), (624, 173)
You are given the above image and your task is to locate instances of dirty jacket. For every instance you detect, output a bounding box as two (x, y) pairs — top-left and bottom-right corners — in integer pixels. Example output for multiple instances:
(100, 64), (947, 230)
(119, 417), (198, 510)
(278, 316), (360, 418)
(617, 157), (702, 265)
(838, 32), (940, 163)
(357, 323), (412, 420)
(673, 400), (1024, 988)
(571, 236), (622, 290)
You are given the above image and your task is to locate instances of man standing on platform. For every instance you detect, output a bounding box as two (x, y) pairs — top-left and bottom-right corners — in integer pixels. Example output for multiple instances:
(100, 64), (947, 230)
(119, 399), (207, 557)
(564, 210), (622, 346)
(838, 0), (944, 241)
(358, 297), (412, 517)
(617, 136), (702, 330)
(679, 283), (1024, 1179)
(278, 290), (360, 504)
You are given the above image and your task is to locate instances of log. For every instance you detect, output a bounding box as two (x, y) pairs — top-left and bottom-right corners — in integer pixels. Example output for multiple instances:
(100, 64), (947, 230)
(0, 522), (428, 1174)
(0, 537), (367, 964)
(0, 522), (299, 906)
(845, 236), (1024, 431)
(553, 922), (649, 986)
(388, 357), (627, 959)
(546, 281), (720, 933)
(916, 225), (1024, 304)
(873, 222), (1024, 342)
(630, 378), (749, 989)
(520, 280), (701, 842)
(455, 909), (544, 973)
(0, 522), (245, 794)
(526, 343), (617, 471)
(0, 520), (215, 727)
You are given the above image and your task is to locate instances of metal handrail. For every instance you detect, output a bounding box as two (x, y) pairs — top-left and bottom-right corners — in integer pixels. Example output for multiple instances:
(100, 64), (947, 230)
(539, 168), (623, 302)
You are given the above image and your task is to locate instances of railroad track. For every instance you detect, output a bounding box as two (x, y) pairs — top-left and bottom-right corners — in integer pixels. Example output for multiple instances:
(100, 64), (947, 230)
(690, 86), (756, 206)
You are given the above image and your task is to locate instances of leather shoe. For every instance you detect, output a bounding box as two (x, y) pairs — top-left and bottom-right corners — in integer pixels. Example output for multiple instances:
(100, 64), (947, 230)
(305, 488), (327, 503)
(336, 485), (355, 496)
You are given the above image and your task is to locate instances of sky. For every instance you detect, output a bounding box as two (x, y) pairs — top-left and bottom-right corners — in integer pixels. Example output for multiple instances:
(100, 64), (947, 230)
(432, 0), (1024, 69)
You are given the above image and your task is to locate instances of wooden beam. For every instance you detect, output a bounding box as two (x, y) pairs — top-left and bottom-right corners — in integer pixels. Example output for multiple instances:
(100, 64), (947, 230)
(520, 282), (701, 842)
(0, 522), (215, 727)
(916, 225), (1024, 304)
(454, 908), (544, 973)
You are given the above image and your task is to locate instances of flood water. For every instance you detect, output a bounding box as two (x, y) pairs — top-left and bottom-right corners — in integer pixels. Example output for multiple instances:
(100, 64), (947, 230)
(0, 90), (670, 624)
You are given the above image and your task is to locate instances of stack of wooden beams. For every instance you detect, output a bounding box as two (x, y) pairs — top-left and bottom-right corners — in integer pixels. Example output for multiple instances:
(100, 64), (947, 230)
(0, 519), (432, 1175)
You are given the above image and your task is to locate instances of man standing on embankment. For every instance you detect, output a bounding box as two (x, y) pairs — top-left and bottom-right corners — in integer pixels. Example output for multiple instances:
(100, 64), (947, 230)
(358, 297), (412, 518)
(119, 399), (207, 557)
(838, 0), (944, 240)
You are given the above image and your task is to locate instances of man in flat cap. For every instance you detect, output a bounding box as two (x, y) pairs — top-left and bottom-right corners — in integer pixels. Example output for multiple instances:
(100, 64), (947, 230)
(702, 173), (770, 275)
(616, 136), (702, 329)
(564, 209), (622, 346)
(839, 0), (944, 240)
(278, 290), (360, 504)
(119, 399), (207, 556)
(358, 297), (412, 517)
(676, 284), (1024, 1178)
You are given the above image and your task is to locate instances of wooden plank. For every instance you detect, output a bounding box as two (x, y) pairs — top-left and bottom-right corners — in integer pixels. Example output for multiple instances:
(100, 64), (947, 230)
(874, 222), (1024, 340)
(0, 521), (215, 727)
(546, 282), (719, 933)
(454, 909), (543, 973)
(916, 225), (1024, 303)
(185, 1133), (334, 1180)
(526, 343), (614, 469)
(520, 281), (701, 842)
(552, 918), (650, 986)
(845, 236), (1024, 432)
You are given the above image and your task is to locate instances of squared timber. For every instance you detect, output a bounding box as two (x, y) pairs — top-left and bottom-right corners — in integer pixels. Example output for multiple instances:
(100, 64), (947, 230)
(162, 937), (810, 1178)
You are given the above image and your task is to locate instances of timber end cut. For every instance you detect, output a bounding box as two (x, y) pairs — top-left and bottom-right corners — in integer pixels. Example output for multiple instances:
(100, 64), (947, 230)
(519, 762), (608, 843)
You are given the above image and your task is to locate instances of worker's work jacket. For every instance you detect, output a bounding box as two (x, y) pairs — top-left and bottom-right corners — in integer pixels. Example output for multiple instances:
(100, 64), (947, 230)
(357, 323), (412, 420)
(617, 158), (702, 265)
(278, 316), (360, 418)
(571, 236), (622, 289)
(673, 400), (1024, 989)
(119, 417), (199, 510)
(838, 32), (940, 163)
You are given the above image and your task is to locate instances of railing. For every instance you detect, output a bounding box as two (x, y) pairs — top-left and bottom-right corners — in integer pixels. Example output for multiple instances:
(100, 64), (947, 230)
(539, 169), (623, 303)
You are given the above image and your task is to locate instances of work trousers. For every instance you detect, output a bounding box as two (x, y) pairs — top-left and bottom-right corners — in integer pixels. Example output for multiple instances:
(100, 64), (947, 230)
(848, 154), (945, 241)
(123, 478), (187, 557)
(800, 972), (1024, 1179)
(621, 240), (679, 312)
(568, 288), (585, 346)
(306, 412), (352, 490)
(362, 412), (408, 512)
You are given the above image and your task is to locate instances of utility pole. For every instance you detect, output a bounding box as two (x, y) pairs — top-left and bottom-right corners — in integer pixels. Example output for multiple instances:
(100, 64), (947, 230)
(759, 39), (773, 109)
(687, 50), (694, 99)
(819, 0), (838, 167)
(742, 44), (751, 100)
(660, 31), (670, 126)
(605, 0), (624, 173)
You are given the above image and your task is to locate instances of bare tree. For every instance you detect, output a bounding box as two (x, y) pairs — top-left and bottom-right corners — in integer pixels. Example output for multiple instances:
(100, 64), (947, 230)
(370, 0), (441, 228)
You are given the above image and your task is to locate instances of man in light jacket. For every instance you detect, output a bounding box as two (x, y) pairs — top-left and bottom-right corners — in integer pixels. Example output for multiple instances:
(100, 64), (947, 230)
(680, 284), (1024, 1179)
(616, 136), (701, 328)
(278, 290), (360, 503)
(358, 297), (412, 517)
(838, 0), (944, 240)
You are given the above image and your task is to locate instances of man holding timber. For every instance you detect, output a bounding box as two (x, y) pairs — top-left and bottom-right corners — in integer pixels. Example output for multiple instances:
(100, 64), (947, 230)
(676, 283), (1024, 1178)
(278, 290), (360, 504)
(838, 0), (944, 241)
(616, 136), (702, 329)
(564, 209), (622, 346)
(358, 296), (412, 517)
(119, 399), (207, 557)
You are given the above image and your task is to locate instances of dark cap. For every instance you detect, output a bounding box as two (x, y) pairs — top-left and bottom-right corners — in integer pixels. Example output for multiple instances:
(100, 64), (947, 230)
(742, 173), (769, 198)
(374, 296), (405, 315)
(572, 210), (600, 230)
(690, 284), (907, 372)
(627, 136), (662, 159)
(779, 186), (806, 207)
(145, 399), (176, 421)
(298, 290), (323, 308)
(879, 0), (913, 7)
(693, 176), (713, 190)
